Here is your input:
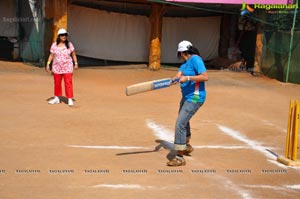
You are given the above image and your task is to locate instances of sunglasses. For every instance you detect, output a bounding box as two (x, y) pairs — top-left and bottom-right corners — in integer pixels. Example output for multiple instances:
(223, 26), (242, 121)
(59, 33), (68, 37)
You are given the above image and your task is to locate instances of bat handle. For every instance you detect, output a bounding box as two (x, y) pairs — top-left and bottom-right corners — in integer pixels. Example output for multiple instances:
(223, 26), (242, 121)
(171, 78), (180, 84)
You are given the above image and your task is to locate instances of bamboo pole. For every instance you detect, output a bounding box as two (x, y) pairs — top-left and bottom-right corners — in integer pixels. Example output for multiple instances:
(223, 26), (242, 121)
(148, 4), (164, 71)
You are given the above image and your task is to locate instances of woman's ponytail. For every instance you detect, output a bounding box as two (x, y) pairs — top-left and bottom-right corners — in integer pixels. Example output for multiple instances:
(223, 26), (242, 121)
(188, 46), (200, 56)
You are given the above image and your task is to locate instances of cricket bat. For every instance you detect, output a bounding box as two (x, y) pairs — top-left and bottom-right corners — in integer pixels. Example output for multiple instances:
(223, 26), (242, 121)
(125, 78), (179, 96)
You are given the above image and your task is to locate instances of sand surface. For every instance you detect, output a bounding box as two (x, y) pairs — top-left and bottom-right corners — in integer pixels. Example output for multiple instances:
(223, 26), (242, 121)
(0, 61), (300, 199)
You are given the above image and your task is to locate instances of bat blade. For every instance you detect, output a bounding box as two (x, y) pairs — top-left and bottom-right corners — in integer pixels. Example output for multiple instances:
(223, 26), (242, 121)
(126, 78), (173, 96)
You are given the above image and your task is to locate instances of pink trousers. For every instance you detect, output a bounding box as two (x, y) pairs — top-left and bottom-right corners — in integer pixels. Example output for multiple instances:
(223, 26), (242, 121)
(53, 73), (73, 98)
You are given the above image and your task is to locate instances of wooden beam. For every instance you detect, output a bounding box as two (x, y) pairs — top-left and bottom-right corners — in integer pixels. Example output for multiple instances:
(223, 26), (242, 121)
(53, 0), (68, 40)
(148, 4), (164, 71)
(45, 0), (68, 42)
(254, 24), (262, 76)
(44, 0), (68, 65)
(254, 11), (265, 76)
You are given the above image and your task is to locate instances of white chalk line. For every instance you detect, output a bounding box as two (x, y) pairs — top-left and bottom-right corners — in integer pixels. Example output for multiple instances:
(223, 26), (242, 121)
(286, 185), (300, 189)
(67, 144), (255, 151)
(243, 184), (300, 191)
(146, 119), (255, 199)
(89, 182), (253, 199)
(67, 145), (149, 150)
(146, 119), (173, 142)
(67, 121), (278, 153)
(217, 125), (300, 171)
(223, 178), (253, 199)
(267, 159), (300, 170)
(146, 119), (276, 151)
(260, 119), (286, 133)
(146, 119), (174, 149)
(194, 145), (259, 150)
(147, 119), (299, 199)
(91, 183), (184, 190)
(92, 184), (150, 189)
(267, 160), (289, 169)
(146, 119), (250, 150)
(147, 119), (299, 171)
(217, 125), (277, 159)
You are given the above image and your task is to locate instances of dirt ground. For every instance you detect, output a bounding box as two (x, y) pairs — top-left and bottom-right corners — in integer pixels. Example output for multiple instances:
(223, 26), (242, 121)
(0, 60), (300, 199)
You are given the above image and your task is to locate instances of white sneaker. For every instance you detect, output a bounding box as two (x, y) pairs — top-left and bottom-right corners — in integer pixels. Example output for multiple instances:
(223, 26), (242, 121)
(68, 98), (74, 106)
(48, 97), (60, 104)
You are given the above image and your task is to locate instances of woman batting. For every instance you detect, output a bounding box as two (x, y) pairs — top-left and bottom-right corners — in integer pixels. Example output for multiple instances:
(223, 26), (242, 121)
(167, 40), (208, 166)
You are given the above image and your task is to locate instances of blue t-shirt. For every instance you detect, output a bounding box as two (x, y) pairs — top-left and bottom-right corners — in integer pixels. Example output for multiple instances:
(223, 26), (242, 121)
(179, 55), (207, 103)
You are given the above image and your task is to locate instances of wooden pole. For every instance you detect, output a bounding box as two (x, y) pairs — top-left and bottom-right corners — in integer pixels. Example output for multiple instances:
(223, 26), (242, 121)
(44, 0), (68, 65)
(53, 0), (68, 40)
(148, 4), (164, 71)
(44, 0), (68, 41)
(254, 22), (263, 76)
(253, 10), (266, 76)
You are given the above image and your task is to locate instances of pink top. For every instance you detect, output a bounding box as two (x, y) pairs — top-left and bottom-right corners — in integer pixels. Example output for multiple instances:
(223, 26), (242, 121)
(50, 42), (75, 74)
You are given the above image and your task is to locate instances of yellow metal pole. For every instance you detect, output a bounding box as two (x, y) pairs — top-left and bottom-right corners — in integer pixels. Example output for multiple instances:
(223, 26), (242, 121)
(292, 102), (299, 161)
(285, 100), (294, 158)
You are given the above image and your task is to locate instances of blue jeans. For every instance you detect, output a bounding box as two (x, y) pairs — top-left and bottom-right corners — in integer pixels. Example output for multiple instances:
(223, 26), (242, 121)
(174, 99), (203, 151)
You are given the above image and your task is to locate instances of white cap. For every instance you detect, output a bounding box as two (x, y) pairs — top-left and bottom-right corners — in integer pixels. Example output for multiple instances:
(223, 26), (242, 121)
(177, 40), (192, 52)
(57, 28), (68, 35)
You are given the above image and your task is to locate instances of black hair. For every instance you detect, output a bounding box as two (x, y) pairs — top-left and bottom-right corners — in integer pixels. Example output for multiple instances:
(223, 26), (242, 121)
(177, 45), (200, 59)
(56, 35), (70, 49)
(188, 45), (200, 56)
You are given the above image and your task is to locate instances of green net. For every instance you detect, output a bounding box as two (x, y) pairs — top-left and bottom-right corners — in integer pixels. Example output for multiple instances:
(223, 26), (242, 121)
(256, 6), (300, 83)
(18, 0), (45, 67)
(261, 30), (300, 83)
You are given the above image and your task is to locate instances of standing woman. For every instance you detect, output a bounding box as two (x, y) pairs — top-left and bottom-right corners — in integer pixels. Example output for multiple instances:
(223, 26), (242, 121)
(167, 40), (208, 166)
(46, 28), (78, 106)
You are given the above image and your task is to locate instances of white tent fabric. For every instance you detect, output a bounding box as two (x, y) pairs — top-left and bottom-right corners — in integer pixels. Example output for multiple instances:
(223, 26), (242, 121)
(69, 5), (150, 62)
(69, 5), (220, 63)
(162, 16), (220, 63)
(0, 0), (17, 37)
